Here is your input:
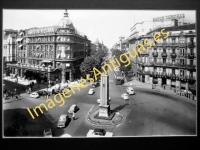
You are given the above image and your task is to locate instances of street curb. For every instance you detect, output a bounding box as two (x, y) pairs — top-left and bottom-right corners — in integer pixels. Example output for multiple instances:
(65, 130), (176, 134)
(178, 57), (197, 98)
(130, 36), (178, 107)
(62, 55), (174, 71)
(134, 86), (197, 103)
(123, 80), (196, 103)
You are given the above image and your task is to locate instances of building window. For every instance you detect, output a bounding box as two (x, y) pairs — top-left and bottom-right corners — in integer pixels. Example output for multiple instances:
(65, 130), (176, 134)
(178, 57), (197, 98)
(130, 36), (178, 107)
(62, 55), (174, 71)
(190, 59), (193, 65)
(163, 58), (166, 64)
(154, 58), (157, 63)
(172, 59), (175, 64)
(190, 48), (194, 54)
(190, 38), (194, 43)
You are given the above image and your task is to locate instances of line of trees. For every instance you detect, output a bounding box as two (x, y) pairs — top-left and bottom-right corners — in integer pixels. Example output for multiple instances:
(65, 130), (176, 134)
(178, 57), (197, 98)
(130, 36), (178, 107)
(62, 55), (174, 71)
(80, 47), (108, 78)
(111, 48), (133, 78)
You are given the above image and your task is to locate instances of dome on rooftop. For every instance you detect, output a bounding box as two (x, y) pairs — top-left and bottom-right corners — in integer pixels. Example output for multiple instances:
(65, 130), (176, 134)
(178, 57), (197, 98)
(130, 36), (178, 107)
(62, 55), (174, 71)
(58, 10), (74, 28)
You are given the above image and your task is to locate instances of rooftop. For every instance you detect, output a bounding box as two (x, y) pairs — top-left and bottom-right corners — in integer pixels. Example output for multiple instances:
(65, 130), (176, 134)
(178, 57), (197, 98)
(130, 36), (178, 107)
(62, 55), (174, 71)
(147, 23), (196, 34)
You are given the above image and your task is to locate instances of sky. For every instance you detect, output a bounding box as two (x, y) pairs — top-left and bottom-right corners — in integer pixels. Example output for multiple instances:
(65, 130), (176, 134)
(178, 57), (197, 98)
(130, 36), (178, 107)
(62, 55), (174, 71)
(3, 9), (196, 49)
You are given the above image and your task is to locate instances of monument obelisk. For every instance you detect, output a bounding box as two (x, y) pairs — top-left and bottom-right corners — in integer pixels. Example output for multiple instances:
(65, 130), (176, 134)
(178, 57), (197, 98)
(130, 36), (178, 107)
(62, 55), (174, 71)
(98, 75), (110, 118)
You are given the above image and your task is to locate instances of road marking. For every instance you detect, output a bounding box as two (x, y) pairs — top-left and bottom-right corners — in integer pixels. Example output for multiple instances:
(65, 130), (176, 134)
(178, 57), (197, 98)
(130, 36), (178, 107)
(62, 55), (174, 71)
(88, 104), (95, 114)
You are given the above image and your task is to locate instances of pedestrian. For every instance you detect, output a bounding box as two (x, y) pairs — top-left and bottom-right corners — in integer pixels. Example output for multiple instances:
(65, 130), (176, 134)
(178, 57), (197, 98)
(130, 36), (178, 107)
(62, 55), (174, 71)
(15, 95), (18, 101)
(72, 112), (75, 120)
(163, 84), (165, 90)
(11, 92), (14, 98)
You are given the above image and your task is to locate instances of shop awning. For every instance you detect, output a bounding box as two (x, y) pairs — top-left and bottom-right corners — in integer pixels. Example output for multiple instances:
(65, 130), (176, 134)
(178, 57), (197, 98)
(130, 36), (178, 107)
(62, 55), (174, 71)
(42, 60), (53, 63)
(16, 38), (23, 41)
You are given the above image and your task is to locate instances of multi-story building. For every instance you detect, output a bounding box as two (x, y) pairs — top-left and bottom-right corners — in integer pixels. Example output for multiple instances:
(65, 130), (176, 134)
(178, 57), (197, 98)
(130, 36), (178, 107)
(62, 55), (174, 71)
(128, 21), (153, 77)
(7, 10), (91, 83)
(137, 23), (196, 96)
(3, 29), (18, 67)
(92, 39), (105, 51)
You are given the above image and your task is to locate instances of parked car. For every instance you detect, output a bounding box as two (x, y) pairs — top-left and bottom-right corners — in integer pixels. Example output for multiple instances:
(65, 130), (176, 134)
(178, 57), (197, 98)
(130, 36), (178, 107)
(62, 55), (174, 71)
(43, 128), (52, 137)
(121, 93), (129, 100)
(88, 88), (95, 95)
(30, 92), (40, 98)
(87, 128), (113, 137)
(68, 104), (79, 114)
(97, 97), (111, 103)
(57, 114), (69, 128)
(126, 87), (135, 95)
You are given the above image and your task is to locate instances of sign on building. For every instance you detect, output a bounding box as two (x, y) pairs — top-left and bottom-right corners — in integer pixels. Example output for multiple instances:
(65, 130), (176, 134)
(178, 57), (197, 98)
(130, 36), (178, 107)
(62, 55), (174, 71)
(153, 14), (185, 22)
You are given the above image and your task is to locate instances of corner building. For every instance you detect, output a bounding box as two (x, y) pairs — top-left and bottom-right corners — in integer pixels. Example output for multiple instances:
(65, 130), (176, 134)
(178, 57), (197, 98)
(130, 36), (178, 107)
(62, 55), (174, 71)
(8, 10), (91, 83)
(137, 24), (196, 95)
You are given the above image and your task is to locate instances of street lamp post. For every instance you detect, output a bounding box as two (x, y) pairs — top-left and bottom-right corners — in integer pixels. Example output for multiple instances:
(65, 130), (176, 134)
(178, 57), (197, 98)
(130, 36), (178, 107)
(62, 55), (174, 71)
(47, 65), (52, 93)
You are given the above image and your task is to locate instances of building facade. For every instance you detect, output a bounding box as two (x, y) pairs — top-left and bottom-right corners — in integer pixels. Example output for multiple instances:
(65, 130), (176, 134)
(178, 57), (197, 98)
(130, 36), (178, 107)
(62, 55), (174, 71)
(3, 29), (18, 67)
(136, 23), (196, 96)
(7, 10), (91, 83)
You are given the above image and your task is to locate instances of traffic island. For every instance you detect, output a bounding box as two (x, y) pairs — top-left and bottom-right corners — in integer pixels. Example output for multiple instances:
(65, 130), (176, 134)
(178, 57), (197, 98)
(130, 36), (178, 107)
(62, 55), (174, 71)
(87, 110), (124, 127)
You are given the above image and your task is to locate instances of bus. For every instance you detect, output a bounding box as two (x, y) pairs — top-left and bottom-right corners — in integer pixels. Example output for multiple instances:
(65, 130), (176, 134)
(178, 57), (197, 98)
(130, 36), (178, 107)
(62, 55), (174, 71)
(113, 70), (124, 85)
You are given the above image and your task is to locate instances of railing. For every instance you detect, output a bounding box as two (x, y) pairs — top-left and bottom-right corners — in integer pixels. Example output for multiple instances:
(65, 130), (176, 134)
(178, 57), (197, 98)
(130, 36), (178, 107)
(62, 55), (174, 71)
(170, 53), (177, 58)
(152, 52), (158, 57)
(161, 52), (167, 57)
(179, 64), (187, 68)
(186, 75), (196, 81)
(187, 42), (196, 47)
(179, 53), (187, 57)
(154, 43), (168, 47)
(179, 43), (187, 47)
(187, 65), (196, 70)
(167, 43), (179, 47)
(187, 53), (195, 58)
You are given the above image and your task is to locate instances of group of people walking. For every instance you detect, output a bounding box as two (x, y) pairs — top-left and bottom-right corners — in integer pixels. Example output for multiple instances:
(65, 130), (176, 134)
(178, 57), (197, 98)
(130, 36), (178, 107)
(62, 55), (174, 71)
(3, 88), (21, 101)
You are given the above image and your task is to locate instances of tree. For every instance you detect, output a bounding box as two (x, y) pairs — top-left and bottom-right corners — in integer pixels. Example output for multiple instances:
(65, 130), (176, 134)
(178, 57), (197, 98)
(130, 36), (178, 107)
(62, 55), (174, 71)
(80, 56), (100, 77)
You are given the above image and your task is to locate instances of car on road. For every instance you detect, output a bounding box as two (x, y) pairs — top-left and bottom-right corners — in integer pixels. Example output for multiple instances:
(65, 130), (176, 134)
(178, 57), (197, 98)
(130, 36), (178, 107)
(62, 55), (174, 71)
(43, 128), (52, 137)
(126, 87), (135, 95)
(121, 93), (129, 100)
(30, 92), (40, 98)
(92, 82), (100, 88)
(37, 90), (49, 96)
(88, 88), (95, 95)
(57, 114), (69, 128)
(87, 128), (113, 137)
(68, 104), (79, 114)
(97, 97), (111, 103)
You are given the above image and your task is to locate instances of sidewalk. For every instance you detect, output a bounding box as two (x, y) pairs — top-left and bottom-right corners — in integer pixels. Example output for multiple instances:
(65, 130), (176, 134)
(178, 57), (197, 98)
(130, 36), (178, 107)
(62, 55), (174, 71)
(123, 77), (196, 102)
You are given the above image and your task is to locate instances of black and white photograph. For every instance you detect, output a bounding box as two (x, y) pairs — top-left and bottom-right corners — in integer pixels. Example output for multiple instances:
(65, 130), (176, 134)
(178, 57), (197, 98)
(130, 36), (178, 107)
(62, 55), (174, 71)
(2, 9), (197, 138)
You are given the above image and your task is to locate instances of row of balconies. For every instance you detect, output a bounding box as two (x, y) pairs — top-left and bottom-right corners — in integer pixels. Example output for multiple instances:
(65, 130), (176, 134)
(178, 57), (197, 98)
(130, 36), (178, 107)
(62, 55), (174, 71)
(137, 70), (196, 81)
(26, 39), (86, 44)
(138, 61), (196, 69)
(151, 42), (195, 47)
(151, 52), (196, 58)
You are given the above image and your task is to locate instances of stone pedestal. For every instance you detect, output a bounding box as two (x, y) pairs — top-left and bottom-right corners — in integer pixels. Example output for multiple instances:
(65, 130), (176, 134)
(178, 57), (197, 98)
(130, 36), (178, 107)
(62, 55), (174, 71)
(98, 105), (110, 118)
